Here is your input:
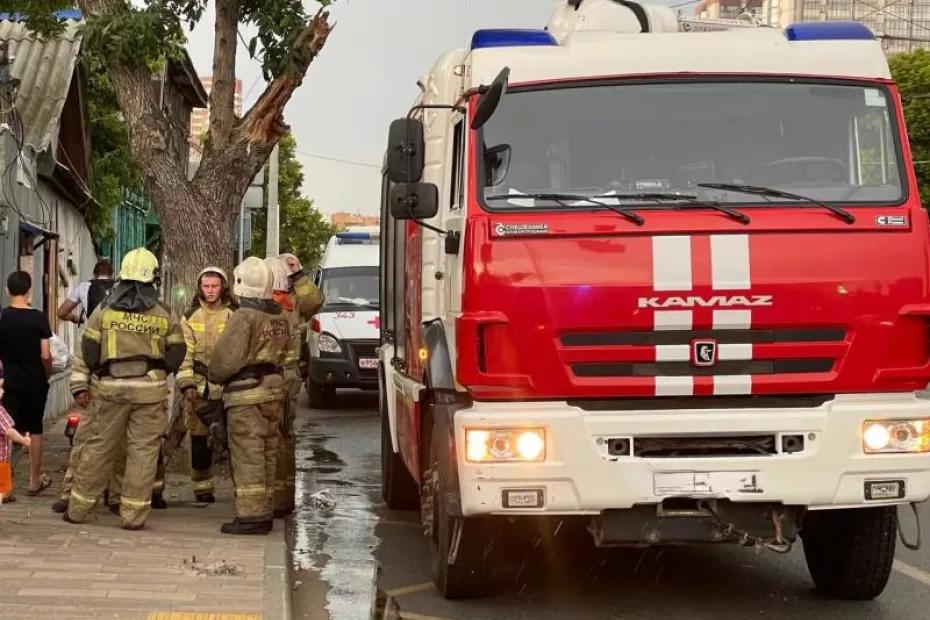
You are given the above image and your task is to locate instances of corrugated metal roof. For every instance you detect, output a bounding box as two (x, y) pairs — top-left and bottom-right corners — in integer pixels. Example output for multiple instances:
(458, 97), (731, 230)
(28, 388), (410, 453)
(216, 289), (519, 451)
(0, 18), (83, 153)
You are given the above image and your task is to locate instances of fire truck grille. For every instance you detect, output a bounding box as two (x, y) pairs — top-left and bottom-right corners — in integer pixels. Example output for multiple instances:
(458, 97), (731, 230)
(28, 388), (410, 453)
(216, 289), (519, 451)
(561, 328), (845, 347)
(572, 359), (834, 378)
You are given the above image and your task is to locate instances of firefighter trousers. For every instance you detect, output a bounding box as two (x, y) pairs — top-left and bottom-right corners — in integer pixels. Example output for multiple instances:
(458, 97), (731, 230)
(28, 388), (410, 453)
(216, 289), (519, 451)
(227, 401), (282, 522)
(273, 382), (299, 513)
(186, 398), (214, 496)
(60, 406), (165, 504)
(68, 397), (166, 528)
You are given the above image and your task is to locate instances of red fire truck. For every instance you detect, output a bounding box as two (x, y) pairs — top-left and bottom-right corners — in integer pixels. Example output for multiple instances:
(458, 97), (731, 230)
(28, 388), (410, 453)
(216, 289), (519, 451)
(379, 0), (930, 600)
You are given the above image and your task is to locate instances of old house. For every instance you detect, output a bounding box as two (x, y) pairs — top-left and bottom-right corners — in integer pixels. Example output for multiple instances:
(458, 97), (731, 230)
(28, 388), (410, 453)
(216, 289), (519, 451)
(0, 10), (95, 417)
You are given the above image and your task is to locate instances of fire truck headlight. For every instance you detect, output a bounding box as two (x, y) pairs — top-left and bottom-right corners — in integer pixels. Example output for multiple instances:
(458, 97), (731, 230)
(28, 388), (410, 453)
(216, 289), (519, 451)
(863, 419), (930, 454)
(465, 428), (546, 463)
(319, 333), (342, 354)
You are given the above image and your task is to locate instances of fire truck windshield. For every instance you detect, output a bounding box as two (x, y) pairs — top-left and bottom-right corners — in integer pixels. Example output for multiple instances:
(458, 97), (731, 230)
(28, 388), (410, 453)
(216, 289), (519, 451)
(480, 80), (905, 210)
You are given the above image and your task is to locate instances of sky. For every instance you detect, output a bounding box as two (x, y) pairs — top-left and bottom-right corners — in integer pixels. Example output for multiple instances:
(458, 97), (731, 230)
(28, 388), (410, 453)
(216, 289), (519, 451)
(186, 0), (685, 217)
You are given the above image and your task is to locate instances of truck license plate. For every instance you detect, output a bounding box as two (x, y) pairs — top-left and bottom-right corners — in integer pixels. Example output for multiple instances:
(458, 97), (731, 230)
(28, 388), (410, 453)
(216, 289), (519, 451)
(358, 358), (378, 370)
(654, 471), (763, 496)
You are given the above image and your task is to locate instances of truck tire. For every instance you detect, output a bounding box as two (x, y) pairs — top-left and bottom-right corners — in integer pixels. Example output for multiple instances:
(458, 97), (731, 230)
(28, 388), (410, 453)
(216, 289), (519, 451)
(306, 378), (335, 409)
(424, 419), (490, 599)
(801, 506), (897, 600)
(380, 381), (419, 510)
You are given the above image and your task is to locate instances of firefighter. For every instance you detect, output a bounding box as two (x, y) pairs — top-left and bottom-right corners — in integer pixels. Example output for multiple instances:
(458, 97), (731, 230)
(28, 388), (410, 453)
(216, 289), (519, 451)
(209, 257), (291, 535)
(280, 253), (324, 322)
(266, 258), (301, 518)
(65, 248), (186, 530)
(175, 267), (235, 503)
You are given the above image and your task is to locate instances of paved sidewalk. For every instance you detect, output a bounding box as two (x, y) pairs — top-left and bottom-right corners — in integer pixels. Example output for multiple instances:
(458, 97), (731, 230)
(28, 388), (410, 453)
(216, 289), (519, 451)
(0, 415), (290, 620)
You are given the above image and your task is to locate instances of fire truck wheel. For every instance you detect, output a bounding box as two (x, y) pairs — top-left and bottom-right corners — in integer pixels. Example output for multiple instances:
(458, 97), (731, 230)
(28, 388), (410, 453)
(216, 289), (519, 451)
(426, 423), (490, 599)
(306, 379), (335, 409)
(801, 506), (896, 600)
(380, 384), (419, 510)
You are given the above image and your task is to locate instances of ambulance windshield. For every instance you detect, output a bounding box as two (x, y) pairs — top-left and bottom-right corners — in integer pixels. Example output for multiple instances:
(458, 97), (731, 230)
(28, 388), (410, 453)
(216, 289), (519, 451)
(322, 266), (379, 310)
(481, 80), (904, 209)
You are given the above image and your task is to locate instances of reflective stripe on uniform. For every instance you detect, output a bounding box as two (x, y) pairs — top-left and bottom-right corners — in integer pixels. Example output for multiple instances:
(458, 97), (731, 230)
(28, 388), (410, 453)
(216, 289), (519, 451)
(69, 488), (98, 506)
(150, 335), (161, 358)
(235, 485), (267, 497)
(176, 369), (195, 380)
(84, 327), (102, 342)
(121, 496), (151, 508)
(107, 331), (117, 360)
(192, 479), (214, 491)
(189, 322), (205, 332)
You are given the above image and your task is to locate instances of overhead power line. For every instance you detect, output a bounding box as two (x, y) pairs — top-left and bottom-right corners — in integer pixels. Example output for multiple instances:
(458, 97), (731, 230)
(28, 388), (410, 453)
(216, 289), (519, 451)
(295, 150), (381, 169)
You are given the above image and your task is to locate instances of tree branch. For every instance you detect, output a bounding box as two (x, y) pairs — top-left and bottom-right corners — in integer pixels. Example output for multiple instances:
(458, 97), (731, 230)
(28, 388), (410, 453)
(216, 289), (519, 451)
(240, 8), (333, 152)
(206, 0), (241, 151)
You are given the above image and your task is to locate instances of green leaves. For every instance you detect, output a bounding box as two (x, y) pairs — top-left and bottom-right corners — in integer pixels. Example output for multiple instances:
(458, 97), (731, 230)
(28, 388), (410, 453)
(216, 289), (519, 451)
(240, 0), (311, 79)
(83, 4), (188, 68)
(83, 50), (143, 238)
(890, 50), (930, 207)
(5, 1), (70, 38)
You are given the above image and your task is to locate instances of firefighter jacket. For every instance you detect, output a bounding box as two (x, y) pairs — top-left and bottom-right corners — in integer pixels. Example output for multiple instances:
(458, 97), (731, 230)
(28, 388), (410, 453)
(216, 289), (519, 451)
(71, 282), (186, 404)
(290, 271), (324, 322)
(208, 298), (292, 407)
(272, 291), (301, 383)
(176, 300), (234, 395)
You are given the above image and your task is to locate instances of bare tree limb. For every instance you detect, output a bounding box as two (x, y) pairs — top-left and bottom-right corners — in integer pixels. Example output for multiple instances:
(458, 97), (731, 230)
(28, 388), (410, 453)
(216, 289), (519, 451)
(205, 0), (241, 152)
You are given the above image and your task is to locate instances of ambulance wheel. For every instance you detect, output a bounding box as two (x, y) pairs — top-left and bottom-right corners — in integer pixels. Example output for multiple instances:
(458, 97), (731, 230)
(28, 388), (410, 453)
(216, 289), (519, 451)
(380, 384), (418, 511)
(801, 506), (896, 600)
(306, 379), (335, 409)
(425, 419), (489, 599)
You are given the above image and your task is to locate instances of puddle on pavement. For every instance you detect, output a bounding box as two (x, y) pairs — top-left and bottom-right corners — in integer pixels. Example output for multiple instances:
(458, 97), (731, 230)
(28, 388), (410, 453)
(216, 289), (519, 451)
(291, 411), (382, 620)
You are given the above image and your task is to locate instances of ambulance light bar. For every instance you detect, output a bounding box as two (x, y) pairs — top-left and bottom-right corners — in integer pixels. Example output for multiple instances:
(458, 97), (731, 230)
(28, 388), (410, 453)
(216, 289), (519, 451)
(784, 21), (874, 41)
(471, 29), (557, 50)
(335, 231), (380, 245)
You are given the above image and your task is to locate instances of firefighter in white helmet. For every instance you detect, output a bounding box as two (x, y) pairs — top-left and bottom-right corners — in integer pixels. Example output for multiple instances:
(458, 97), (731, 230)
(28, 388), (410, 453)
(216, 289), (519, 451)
(176, 266), (236, 502)
(66, 248), (186, 530)
(265, 257), (301, 517)
(209, 257), (292, 535)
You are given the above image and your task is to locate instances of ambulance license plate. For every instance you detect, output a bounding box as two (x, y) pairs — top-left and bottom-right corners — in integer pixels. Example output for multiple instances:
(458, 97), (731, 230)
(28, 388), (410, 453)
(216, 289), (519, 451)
(359, 358), (378, 370)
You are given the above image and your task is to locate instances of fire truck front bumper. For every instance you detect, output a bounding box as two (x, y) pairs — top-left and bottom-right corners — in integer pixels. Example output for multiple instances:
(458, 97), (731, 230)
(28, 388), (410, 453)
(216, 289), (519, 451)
(454, 393), (930, 517)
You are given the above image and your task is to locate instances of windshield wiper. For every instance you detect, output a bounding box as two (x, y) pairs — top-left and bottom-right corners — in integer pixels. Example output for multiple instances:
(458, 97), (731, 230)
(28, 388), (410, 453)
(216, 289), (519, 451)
(698, 183), (855, 224)
(487, 192), (645, 225)
(595, 193), (750, 225)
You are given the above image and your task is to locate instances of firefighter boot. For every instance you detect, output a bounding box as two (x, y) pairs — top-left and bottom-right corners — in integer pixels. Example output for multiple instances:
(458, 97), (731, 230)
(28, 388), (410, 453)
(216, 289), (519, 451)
(190, 413), (215, 502)
(220, 517), (273, 535)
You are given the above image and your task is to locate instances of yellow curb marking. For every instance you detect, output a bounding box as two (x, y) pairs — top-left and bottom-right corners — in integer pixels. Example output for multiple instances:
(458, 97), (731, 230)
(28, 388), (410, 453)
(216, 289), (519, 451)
(147, 614), (261, 620)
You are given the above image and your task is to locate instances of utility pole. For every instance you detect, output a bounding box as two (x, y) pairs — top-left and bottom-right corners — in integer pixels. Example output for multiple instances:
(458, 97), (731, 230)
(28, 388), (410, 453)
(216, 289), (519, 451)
(265, 143), (280, 257)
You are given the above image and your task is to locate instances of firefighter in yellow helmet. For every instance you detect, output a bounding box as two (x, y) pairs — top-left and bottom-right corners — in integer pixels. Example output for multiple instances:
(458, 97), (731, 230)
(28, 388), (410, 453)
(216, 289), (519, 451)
(65, 248), (186, 530)
(176, 267), (235, 503)
(265, 257), (301, 518)
(209, 257), (292, 535)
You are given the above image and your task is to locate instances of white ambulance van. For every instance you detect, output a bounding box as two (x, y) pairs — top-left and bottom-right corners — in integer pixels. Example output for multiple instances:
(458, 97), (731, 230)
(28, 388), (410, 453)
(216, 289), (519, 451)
(306, 227), (381, 407)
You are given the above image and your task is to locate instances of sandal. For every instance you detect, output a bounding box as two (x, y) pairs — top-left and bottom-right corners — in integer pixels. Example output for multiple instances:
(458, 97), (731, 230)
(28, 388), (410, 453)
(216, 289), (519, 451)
(27, 474), (51, 496)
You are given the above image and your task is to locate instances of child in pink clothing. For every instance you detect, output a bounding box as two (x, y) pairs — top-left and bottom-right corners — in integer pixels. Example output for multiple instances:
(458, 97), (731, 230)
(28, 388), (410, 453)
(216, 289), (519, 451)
(1, 360), (32, 504)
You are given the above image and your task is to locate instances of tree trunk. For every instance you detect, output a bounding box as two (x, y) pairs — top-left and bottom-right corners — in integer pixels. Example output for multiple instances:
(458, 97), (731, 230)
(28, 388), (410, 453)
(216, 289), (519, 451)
(75, 0), (333, 296)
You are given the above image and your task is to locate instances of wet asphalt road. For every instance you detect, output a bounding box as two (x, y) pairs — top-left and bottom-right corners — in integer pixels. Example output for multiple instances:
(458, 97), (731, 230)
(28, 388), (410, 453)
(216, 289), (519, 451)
(289, 392), (930, 620)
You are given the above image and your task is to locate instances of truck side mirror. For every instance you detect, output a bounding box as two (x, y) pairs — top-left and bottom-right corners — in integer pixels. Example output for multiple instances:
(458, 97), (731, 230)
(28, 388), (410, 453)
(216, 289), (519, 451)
(390, 183), (439, 220)
(471, 67), (510, 130)
(386, 118), (424, 183)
